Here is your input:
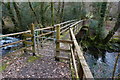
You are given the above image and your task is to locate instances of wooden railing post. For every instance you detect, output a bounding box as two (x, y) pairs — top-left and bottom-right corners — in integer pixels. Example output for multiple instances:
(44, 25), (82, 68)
(55, 24), (60, 61)
(31, 23), (36, 56)
(22, 34), (27, 54)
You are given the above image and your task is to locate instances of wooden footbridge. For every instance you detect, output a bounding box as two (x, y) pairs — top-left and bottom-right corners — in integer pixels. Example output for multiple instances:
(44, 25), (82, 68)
(0, 20), (94, 79)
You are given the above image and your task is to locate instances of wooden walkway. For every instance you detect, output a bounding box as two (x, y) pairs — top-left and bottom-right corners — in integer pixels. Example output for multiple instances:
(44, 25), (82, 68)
(1, 20), (94, 79)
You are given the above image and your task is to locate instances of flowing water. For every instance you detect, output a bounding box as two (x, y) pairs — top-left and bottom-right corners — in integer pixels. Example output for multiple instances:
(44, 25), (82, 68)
(84, 51), (120, 78)
(0, 36), (22, 55)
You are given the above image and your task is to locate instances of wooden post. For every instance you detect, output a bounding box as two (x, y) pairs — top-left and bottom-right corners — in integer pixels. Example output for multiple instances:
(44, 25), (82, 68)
(36, 31), (39, 54)
(22, 34), (27, 54)
(112, 53), (120, 79)
(31, 23), (36, 56)
(55, 24), (60, 61)
(40, 29), (43, 48)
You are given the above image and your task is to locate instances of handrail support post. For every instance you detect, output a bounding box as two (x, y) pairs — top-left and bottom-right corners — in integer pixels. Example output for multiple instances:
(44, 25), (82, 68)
(31, 23), (36, 56)
(55, 25), (60, 61)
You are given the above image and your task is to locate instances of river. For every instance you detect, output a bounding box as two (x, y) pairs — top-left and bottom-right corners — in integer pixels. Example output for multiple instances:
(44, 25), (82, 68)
(0, 36), (22, 55)
(84, 51), (120, 78)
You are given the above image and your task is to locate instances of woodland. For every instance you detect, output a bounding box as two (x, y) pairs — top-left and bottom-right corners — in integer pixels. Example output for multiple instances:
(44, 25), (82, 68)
(1, 1), (120, 79)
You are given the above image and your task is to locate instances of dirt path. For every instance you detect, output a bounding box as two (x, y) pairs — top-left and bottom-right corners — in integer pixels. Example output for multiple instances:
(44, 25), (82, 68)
(2, 41), (71, 79)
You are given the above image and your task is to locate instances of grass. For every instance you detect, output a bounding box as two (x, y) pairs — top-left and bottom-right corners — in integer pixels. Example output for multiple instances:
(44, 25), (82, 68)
(60, 59), (66, 62)
(27, 55), (42, 63)
(60, 31), (69, 38)
(0, 64), (8, 72)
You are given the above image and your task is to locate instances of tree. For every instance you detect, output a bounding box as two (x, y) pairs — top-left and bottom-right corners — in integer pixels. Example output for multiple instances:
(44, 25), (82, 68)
(56, 2), (61, 23)
(2, 19), (5, 27)
(39, 2), (50, 27)
(91, 2), (102, 20)
(103, 1), (120, 44)
(80, 2), (86, 19)
(95, 2), (107, 41)
(28, 2), (40, 24)
(5, 2), (18, 28)
(56, 1), (64, 23)
(60, 1), (64, 22)
(51, 2), (54, 26)
(13, 2), (22, 28)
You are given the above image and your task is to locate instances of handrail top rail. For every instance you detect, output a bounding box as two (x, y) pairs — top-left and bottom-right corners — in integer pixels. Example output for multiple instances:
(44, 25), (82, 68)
(0, 19), (76, 38)
(54, 19), (76, 27)
(69, 27), (94, 79)
(69, 20), (84, 28)
(0, 30), (31, 38)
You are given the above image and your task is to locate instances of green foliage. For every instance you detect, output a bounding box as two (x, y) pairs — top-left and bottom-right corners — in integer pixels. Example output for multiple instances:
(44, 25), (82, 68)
(20, 3), (36, 29)
(89, 19), (98, 32)
(107, 42), (120, 52)
(2, 2), (88, 33)
(0, 64), (8, 72)
(91, 2), (102, 20)
(27, 55), (42, 63)
(63, 3), (83, 21)
(88, 19), (107, 39)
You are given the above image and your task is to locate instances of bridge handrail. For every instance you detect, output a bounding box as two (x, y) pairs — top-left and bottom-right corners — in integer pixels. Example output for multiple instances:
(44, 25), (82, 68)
(59, 20), (84, 34)
(60, 21), (76, 30)
(54, 19), (76, 27)
(69, 27), (94, 79)
(0, 19), (77, 56)
(69, 20), (84, 28)
(0, 30), (31, 38)
(0, 38), (31, 48)
(0, 20), (76, 38)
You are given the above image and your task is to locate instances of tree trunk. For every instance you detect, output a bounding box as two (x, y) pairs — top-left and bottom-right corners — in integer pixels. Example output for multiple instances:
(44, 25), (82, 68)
(60, 1), (64, 22)
(57, 2), (61, 23)
(95, 2), (107, 41)
(103, 2), (120, 44)
(80, 2), (87, 20)
(13, 2), (22, 28)
(98, 2), (107, 29)
(51, 2), (54, 26)
(40, 2), (45, 27)
(57, 2), (64, 23)
(28, 2), (39, 24)
(7, 2), (18, 28)
(2, 19), (5, 27)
